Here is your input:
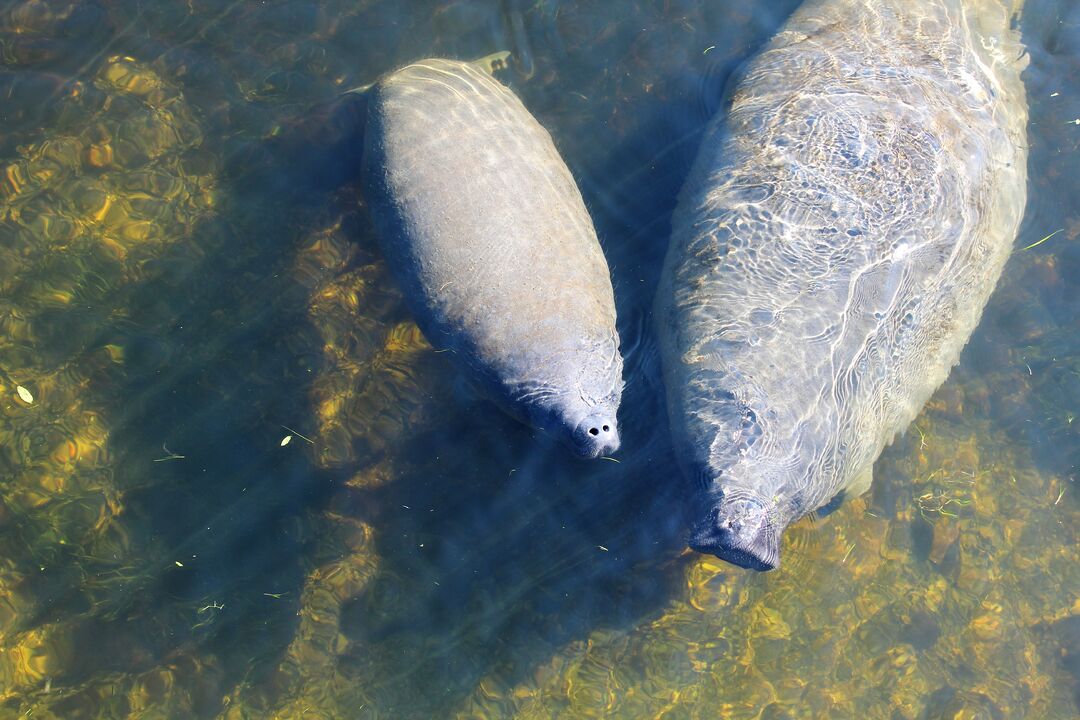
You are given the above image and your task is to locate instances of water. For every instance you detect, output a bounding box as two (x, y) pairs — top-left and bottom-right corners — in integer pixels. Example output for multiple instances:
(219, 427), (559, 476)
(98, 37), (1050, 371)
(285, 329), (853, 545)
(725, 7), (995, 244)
(0, 1), (1076, 718)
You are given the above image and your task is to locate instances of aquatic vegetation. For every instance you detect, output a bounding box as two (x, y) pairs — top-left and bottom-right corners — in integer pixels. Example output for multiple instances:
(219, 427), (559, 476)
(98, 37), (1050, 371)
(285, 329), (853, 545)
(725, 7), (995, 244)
(0, 51), (222, 717)
(294, 209), (449, 474)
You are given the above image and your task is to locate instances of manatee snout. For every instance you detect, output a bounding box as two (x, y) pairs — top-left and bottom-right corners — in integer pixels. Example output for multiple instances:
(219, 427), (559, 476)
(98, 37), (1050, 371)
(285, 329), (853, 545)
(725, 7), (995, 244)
(689, 490), (781, 571)
(567, 410), (620, 459)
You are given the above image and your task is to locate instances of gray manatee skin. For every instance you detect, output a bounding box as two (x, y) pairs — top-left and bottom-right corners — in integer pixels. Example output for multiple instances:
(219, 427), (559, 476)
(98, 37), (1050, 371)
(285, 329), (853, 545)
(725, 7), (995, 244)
(656, 0), (1028, 570)
(362, 58), (623, 458)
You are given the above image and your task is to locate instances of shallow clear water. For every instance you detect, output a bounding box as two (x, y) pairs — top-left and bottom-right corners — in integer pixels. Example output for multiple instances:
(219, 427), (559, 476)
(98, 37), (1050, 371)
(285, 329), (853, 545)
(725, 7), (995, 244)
(0, 1), (1077, 718)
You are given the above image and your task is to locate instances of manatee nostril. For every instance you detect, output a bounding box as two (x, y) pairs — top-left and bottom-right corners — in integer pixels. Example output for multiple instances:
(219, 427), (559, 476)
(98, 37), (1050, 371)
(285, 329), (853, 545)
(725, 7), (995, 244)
(588, 427), (599, 436)
(602, 425), (610, 432)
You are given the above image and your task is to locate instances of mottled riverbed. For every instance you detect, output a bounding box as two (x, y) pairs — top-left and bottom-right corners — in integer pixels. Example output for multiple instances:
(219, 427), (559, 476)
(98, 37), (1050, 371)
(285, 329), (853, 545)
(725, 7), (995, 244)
(0, 1), (1077, 718)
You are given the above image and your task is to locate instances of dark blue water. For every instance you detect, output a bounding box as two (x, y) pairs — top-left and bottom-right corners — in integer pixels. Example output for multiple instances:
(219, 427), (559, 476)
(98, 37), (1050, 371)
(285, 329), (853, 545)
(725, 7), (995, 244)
(0, 1), (1077, 717)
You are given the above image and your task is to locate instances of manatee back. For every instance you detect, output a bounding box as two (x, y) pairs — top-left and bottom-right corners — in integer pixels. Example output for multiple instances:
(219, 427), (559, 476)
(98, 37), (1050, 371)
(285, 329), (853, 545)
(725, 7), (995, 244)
(362, 59), (622, 449)
(658, 0), (1028, 519)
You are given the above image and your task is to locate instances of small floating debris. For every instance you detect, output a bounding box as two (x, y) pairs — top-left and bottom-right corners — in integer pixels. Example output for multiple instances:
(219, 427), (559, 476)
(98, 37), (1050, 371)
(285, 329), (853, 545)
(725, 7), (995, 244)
(280, 435), (293, 447)
(153, 443), (185, 462)
(1019, 228), (1063, 252)
(174, 560), (184, 567)
(16, 385), (34, 404)
(280, 424), (314, 444)
(598, 545), (609, 552)
(1050, 92), (1060, 97)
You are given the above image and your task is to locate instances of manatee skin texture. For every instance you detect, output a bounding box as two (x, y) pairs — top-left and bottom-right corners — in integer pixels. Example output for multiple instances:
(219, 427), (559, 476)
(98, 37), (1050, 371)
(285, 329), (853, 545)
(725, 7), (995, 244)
(656, 0), (1028, 569)
(362, 59), (622, 458)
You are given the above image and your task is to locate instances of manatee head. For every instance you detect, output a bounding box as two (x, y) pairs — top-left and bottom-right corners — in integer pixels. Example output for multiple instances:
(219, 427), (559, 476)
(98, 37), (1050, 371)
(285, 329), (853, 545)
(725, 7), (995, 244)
(515, 351), (622, 459)
(689, 486), (783, 571)
(677, 376), (812, 571)
(525, 386), (619, 459)
(556, 397), (620, 459)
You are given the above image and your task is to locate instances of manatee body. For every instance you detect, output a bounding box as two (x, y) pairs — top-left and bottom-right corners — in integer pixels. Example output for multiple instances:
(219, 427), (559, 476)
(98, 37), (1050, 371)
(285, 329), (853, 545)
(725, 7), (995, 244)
(656, 0), (1028, 569)
(362, 58), (623, 458)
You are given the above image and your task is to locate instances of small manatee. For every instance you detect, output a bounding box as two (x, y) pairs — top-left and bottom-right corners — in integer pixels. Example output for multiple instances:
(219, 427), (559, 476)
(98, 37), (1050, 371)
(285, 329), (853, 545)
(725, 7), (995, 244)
(362, 57), (623, 458)
(657, 0), (1029, 569)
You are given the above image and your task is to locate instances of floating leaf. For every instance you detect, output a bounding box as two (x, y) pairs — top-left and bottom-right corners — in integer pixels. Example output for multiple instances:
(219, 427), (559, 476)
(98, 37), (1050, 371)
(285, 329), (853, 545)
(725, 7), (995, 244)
(280, 435), (293, 446)
(16, 385), (34, 404)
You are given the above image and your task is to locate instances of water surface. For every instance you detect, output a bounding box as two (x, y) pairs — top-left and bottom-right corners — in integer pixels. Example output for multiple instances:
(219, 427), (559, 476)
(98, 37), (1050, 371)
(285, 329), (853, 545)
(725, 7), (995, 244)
(0, 1), (1077, 718)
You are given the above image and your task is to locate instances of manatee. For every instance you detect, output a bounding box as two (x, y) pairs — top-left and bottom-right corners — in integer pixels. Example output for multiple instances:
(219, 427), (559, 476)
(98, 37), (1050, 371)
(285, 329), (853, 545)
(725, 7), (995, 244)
(362, 57), (623, 458)
(656, 0), (1028, 569)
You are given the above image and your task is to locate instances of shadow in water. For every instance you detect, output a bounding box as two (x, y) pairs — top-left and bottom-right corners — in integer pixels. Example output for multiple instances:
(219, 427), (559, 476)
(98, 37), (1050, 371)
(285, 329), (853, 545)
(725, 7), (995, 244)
(329, 383), (693, 715)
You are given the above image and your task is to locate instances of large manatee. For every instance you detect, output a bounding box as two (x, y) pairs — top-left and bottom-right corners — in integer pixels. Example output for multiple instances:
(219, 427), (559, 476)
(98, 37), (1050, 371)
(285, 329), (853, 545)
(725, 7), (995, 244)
(656, 0), (1028, 569)
(362, 57), (623, 458)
